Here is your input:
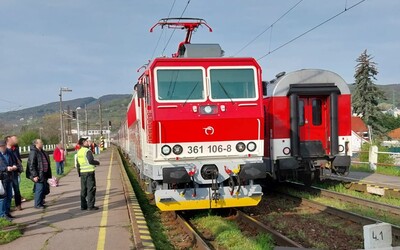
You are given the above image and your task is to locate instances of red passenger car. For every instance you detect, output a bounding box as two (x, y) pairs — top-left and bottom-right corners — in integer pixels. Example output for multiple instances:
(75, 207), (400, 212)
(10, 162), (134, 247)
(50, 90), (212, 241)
(263, 69), (352, 184)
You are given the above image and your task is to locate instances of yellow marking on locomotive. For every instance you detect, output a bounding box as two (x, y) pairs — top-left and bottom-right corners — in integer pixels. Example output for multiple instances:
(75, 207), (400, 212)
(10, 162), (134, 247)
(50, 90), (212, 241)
(156, 196), (262, 211)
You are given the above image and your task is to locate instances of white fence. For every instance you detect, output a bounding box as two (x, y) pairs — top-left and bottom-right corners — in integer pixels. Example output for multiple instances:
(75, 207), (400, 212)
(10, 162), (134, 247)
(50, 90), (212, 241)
(19, 144), (57, 153)
(352, 145), (400, 170)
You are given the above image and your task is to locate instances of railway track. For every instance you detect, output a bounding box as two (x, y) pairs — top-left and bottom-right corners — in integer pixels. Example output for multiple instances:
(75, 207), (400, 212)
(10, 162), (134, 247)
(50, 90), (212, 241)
(320, 176), (400, 199)
(285, 181), (400, 216)
(172, 210), (304, 249)
(233, 210), (303, 248)
(277, 190), (400, 240)
(174, 212), (211, 250)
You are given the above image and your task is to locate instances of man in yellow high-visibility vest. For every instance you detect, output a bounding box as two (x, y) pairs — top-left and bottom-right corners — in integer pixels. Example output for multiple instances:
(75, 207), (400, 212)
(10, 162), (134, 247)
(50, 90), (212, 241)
(76, 137), (100, 210)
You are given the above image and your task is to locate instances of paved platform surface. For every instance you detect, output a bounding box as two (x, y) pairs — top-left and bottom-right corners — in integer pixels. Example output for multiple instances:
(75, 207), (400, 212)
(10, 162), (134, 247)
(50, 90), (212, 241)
(346, 171), (400, 189)
(325, 171), (400, 190)
(4, 148), (134, 250)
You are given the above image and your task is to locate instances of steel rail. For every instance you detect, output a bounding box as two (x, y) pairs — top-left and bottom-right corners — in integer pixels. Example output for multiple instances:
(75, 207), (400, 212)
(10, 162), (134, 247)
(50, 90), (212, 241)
(175, 212), (212, 250)
(234, 210), (304, 248)
(285, 181), (400, 216)
(278, 192), (400, 239)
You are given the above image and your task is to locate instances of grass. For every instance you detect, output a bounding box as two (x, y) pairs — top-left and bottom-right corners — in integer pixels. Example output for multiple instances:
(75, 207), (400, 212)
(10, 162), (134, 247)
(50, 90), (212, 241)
(118, 149), (174, 250)
(351, 163), (400, 176)
(0, 218), (22, 245)
(193, 215), (274, 250)
(285, 188), (400, 227)
(19, 153), (76, 202)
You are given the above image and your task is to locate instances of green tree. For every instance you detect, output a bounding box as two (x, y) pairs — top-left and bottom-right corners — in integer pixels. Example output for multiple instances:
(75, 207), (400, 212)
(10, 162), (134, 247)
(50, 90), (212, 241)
(352, 50), (386, 137)
(19, 130), (40, 147)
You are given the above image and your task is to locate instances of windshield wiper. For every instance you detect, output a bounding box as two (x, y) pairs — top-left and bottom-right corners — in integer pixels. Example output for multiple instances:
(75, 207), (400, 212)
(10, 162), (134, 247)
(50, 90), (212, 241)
(217, 80), (234, 104)
(183, 82), (199, 106)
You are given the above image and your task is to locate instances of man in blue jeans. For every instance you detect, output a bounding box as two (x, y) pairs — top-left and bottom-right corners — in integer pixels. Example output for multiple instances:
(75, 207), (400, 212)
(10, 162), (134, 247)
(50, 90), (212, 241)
(27, 139), (52, 209)
(0, 139), (16, 220)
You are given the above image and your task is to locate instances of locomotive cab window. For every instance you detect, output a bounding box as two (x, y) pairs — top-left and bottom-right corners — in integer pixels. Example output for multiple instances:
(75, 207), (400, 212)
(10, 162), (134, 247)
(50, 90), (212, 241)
(312, 99), (322, 126)
(209, 68), (257, 101)
(155, 68), (205, 102)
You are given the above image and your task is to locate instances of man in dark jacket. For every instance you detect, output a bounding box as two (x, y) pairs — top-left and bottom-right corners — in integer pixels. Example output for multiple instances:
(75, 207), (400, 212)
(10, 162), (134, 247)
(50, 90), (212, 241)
(77, 137), (100, 210)
(0, 139), (17, 220)
(27, 139), (52, 209)
(5, 135), (23, 211)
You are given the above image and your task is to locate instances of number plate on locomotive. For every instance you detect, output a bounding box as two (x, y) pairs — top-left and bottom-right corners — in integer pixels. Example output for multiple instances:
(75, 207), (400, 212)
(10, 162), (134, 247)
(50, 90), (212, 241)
(187, 144), (232, 154)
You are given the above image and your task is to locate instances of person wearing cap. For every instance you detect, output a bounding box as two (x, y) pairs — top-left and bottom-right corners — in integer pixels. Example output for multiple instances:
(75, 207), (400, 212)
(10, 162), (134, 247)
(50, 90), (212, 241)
(77, 137), (100, 210)
(27, 139), (52, 209)
(0, 139), (17, 220)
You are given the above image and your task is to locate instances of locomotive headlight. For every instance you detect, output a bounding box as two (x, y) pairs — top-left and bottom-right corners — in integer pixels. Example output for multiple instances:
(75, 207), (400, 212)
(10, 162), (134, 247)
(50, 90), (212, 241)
(173, 144), (183, 155)
(338, 145), (345, 152)
(161, 145), (171, 155)
(236, 142), (246, 152)
(247, 142), (257, 152)
(204, 105), (212, 114)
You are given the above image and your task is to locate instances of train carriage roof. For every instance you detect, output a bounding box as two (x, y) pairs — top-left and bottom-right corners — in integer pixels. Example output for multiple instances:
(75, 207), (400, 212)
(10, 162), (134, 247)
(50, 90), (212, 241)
(266, 69), (350, 97)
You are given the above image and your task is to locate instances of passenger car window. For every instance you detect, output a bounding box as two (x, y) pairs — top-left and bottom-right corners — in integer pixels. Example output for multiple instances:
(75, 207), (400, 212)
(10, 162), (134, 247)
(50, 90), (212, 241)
(299, 100), (305, 126)
(312, 99), (322, 126)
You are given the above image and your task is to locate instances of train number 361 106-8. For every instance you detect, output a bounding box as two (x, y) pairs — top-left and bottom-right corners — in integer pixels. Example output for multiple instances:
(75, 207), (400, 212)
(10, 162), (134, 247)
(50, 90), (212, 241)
(187, 145), (232, 154)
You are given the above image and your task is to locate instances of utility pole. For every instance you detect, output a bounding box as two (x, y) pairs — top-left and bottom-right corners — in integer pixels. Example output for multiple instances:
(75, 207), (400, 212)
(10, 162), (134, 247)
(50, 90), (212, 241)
(59, 87), (72, 149)
(76, 107), (81, 140)
(85, 104), (88, 136)
(99, 101), (103, 135)
(67, 105), (71, 135)
(59, 91), (63, 144)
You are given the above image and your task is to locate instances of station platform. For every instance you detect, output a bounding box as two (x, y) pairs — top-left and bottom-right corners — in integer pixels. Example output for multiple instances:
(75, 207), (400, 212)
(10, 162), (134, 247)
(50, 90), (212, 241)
(4, 148), (155, 250)
(325, 171), (400, 189)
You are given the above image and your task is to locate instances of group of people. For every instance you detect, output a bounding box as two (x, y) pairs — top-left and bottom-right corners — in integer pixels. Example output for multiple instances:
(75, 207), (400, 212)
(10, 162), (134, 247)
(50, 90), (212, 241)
(0, 135), (101, 222)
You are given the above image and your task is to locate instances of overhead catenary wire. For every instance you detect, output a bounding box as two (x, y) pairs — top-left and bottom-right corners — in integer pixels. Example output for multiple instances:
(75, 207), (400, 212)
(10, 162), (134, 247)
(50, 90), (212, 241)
(150, 0), (177, 60)
(234, 0), (304, 56)
(161, 0), (192, 56)
(257, 0), (367, 61)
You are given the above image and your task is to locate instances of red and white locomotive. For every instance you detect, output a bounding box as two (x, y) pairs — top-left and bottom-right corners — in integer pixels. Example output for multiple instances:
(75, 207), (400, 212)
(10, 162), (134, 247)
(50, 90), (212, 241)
(118, 18), (352, 211)
(119, 19), (266, 211)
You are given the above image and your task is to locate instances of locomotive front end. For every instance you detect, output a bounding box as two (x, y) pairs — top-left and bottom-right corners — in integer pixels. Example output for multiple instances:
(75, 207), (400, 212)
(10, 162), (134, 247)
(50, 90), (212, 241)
(144, 58), (266, 211)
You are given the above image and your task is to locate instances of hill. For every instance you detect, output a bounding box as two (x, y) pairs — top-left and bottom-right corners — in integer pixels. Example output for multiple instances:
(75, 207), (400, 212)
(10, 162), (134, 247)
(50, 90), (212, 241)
(0, 94), (132, 136)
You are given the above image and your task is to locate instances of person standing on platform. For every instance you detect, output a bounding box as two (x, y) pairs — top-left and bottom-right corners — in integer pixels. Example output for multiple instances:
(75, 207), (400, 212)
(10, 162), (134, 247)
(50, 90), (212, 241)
(76, 137), (100, 211)
(27, 139), (52, 209)
(53, 143), (65, 175)
(0, 139), (17, 220)
(5, 136), (23, 211)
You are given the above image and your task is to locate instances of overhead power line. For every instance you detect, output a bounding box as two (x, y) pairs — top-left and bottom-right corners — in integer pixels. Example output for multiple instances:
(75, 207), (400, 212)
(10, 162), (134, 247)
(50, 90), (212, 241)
(161, 0), (192, 56)
(258, 0), (367, 60)
(234, 0), (303, 56)
(150, 0), (177, 60)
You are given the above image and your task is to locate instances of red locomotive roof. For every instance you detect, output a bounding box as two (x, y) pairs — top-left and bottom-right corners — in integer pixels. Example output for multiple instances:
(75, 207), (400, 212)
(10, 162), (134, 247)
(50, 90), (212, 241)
(148, 57), (260, 68)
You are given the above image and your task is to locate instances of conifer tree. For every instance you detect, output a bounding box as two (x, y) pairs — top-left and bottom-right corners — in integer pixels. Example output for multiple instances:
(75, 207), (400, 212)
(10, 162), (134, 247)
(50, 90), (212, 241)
(352, 50), (386, 137)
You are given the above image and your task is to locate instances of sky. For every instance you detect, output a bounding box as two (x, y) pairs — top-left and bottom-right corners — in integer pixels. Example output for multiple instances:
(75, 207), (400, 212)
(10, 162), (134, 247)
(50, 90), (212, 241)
(1, 0), (399, 112)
